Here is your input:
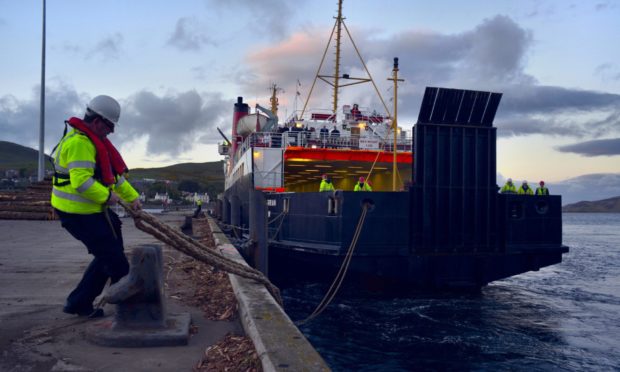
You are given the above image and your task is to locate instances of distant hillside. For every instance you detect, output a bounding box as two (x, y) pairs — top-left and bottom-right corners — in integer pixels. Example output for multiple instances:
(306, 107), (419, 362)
(0, 141), (53, 174)
(0, 140), (224, 194)
(552, 173), (620, 205)
(130, 161), (225, 195)
(563, 196), (620, 213)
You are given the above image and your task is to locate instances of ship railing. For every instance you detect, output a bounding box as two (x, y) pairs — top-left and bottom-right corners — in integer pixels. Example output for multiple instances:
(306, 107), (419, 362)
(237, 131), (412, 153)
(285, 107), (387, 124)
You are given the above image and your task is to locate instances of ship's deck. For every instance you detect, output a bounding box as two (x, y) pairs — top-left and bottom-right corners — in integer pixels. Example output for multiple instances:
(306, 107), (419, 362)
(283, 147), (412, 192)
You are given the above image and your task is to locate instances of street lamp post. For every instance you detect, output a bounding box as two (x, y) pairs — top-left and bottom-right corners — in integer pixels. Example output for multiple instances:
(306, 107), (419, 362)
(37, 0), (46, 181)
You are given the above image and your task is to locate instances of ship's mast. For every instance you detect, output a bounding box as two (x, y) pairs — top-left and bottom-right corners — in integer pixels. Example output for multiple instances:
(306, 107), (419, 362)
(300, 0), (391, 120)
(388, 58), (404, 191)
(269, 83), (281, 117)
(332, 0), (343, 115)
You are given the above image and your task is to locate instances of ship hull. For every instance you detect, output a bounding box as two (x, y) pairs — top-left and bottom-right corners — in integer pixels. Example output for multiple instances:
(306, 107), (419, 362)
(268, 244), (566, 290)
(219, 188), (568, 290)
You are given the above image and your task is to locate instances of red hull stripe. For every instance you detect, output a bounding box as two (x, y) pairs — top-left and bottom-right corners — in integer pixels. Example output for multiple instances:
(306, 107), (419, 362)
(284, 147), (412, 163)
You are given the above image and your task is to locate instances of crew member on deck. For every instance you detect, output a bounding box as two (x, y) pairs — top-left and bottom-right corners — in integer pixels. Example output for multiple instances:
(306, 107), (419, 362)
(536, 181), (549, 195)
(330, 126), (340, 148)
(320, 174), (335, 192)
(518, 180), (534, 195)
(354, 176), (372, 191)
(500, 178), (516, 194)
(351, 103), (361, 119)
(320, 125), (329, 147)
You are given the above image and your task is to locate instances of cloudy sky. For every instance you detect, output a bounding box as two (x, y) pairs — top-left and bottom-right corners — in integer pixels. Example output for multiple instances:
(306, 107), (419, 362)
(1, 0), (619, 190)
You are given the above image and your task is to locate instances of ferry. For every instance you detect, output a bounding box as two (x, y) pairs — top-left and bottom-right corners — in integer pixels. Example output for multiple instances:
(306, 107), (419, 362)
(214, 0), (568, 289)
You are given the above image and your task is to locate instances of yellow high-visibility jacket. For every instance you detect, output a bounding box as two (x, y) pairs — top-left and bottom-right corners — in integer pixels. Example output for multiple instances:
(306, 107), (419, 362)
(354, 182), (372, 191)
(500, 182), (516, 194)
(517, 185), (534, 195)
(320, 179), (335, 192)
(51, 129), (139, 214)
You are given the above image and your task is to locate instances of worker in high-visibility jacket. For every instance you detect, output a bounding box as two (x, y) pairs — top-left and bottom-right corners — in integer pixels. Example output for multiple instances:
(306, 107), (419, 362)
(518, 180), (534, 195)
(354, 176), (372, 191)
(51, 95), (141, 318)
(319, 174), (335, 192)
(500, 178), (517, 194)
(193, 199), (203, 218)
(536, 180), (550, 195)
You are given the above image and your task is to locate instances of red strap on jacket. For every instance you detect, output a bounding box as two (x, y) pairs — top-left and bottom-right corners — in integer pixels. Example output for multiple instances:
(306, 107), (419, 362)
(66, 117), (128, 186)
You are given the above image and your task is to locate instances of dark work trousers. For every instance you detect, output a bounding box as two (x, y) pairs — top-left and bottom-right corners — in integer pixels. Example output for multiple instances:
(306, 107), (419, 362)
(193, 205), (202, 218)
(56, 209), (129, 311)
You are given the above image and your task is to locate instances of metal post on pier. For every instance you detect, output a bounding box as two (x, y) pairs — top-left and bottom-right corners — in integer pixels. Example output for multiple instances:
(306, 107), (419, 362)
(37, 0), (46, 181)
(249, 189), (269, 276)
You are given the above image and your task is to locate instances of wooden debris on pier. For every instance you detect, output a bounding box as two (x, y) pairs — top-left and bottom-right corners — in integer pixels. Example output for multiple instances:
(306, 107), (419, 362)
(0, 181), (56, 220)
(164, 217), (262, 371)
(195, 334), (261, 372)
(165, 216), (240, 321)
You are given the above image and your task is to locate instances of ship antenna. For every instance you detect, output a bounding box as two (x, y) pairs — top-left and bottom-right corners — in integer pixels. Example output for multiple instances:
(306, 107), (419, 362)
(388, 57), (404, 191)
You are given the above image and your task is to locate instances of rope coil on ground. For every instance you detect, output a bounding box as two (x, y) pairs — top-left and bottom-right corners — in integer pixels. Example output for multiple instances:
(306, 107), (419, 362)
(120, 202), (282, 305)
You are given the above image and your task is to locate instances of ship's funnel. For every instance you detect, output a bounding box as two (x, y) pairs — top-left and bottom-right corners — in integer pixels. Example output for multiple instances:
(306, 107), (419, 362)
(232, 97), (249, 154)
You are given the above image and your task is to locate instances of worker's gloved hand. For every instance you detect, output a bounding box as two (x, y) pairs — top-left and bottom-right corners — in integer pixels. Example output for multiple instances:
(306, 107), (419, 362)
(107, 192), (121, 206)
(130, 198), (142, 211)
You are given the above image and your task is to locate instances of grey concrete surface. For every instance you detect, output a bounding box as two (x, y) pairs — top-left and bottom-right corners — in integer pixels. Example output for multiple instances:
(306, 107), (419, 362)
(0, 213), (242, 371)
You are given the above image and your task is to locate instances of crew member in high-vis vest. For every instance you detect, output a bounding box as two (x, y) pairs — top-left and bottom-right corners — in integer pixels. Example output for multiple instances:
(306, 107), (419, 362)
(51, 95), (141, 318)
(518, 180), (534, 195)
(536, 180), (550, 195)
(319, 174), (335, 192)
(354, 176), (372, 191)
(500, 178), (517, 194)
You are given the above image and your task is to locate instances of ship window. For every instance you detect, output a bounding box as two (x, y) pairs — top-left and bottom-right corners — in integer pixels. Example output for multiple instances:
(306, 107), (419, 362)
(508, 202), (523, 219)
(283, 198), (290, 213)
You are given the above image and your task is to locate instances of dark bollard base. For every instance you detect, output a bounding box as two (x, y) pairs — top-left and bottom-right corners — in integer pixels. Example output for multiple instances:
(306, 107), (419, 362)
(86, 313), (191, 348)
(180, 216), (193, 231)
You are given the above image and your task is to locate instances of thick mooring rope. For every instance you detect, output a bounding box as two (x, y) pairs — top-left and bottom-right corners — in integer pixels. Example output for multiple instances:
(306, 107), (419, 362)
(120, 202), (282, 305)
(296, 202), (370, 325)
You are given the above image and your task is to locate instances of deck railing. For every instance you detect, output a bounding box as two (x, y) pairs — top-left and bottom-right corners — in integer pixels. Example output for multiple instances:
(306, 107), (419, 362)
(241, 132), (411, 151)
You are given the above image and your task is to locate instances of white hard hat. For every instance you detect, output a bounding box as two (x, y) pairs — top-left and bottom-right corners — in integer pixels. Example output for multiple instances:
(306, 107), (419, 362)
(87, 95), (121, 125)
(523, 180), (528, 184)
(507, 178), (512, 183)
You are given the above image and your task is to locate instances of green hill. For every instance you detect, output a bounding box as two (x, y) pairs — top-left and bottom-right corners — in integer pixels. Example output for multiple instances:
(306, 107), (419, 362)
(0, 141), (224, 194)
(130, 162), (225, 195)
(563, 196), (620, 213)
(0, 141), (53, 174)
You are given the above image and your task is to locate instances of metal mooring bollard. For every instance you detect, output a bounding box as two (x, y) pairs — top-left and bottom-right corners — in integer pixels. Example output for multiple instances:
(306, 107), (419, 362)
(106, 244), (166, 329)
(87, 244), (191, 347)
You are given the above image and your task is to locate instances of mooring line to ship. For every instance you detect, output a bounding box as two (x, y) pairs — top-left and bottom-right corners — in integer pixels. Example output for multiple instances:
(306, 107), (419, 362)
(117, 202), (283, 305)
(268, 210), (288, 240)
(296, 202), (370, 325)
(214, 211), (287, 240)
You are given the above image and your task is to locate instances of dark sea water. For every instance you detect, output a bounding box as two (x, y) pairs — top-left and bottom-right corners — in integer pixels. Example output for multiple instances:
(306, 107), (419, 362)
(282, 213), (620, 371)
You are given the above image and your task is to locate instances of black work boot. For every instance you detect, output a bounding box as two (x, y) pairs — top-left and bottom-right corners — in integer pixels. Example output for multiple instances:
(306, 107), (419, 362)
(63, 304), (104, 318)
